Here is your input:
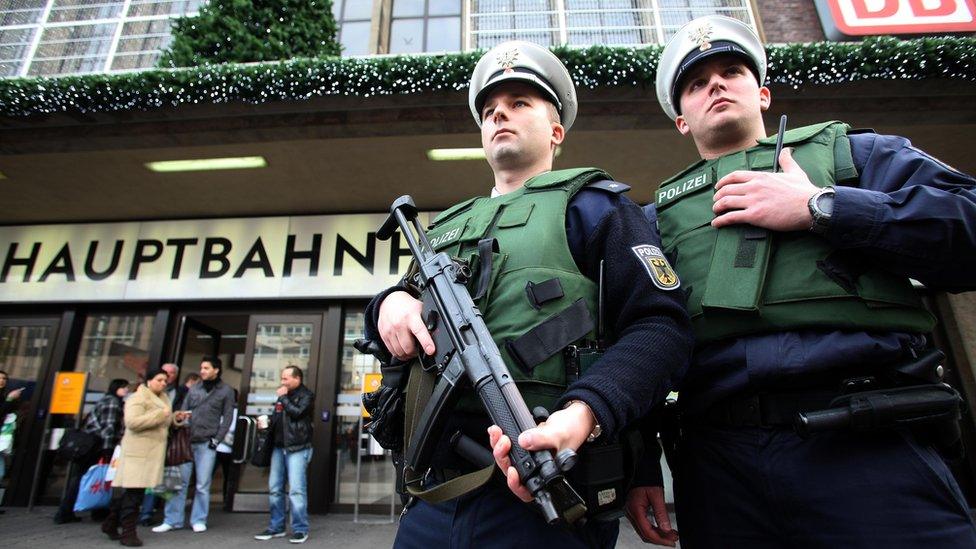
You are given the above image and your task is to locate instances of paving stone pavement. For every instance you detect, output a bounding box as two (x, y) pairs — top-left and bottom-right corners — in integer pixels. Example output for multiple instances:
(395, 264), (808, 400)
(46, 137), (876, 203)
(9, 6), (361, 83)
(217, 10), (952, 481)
(0, 506), (677, 548)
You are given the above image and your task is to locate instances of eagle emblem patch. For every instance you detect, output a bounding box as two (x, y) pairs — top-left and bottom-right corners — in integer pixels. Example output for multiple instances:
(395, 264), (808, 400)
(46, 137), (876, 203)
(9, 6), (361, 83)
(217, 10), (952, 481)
(633, 245), (680, 291)
(690, 22), (714, 52)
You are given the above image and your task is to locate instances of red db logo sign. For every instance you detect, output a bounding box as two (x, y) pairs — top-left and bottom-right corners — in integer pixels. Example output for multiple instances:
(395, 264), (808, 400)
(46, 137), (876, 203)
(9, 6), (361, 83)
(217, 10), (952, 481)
(816, 0), (976, 39)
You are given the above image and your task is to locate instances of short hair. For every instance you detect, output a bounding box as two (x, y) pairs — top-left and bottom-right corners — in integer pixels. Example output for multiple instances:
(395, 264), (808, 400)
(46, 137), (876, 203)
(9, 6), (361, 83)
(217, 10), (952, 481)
(185, 373), (201, 383)
(283, 365), (303, 382)
(201, 355), (222, 373)
(161, 363), (179, 373)
(107, 378), (130, 395)
(544, 101), (560, 125)
(0, 370), (7, 379)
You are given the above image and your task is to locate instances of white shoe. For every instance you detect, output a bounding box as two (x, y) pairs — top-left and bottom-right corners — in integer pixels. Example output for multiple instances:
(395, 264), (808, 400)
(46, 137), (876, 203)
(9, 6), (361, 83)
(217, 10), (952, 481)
(192, 523), (207, 533)
(152, 523), (177, 533)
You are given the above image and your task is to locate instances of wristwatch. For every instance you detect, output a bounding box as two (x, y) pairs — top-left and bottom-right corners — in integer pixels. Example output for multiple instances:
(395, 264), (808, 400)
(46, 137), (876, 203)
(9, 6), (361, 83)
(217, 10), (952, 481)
(564, 400), (602, 442)
(808, 186), (836, 235)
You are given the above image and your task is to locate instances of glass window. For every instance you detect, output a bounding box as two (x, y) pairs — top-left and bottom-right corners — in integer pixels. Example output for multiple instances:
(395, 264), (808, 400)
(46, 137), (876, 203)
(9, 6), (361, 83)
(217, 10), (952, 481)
(390, 17), (423, 54)
(427, 15), (461, 52)
(335, 0), (373, 56)
(469, 0), (756, 48)
(334, 310), (394, 505)
(74, 313), (155, 392)
(390, 0), (462, 54)
(0, 27), (36, 77)
(1, 0), (48, 26)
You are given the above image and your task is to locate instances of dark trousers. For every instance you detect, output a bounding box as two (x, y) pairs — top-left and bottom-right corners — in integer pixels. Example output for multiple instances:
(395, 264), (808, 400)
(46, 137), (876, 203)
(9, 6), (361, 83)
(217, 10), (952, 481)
(673, 424), (976, 548)
(393, 484), (619, 549)
(56, 446), (101, 519)
(110, 487), (145, 520)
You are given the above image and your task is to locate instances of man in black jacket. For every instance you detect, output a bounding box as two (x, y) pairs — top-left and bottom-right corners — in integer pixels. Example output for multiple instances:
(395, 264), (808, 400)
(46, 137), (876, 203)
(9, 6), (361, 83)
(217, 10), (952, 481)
(254, 366), (314, 545)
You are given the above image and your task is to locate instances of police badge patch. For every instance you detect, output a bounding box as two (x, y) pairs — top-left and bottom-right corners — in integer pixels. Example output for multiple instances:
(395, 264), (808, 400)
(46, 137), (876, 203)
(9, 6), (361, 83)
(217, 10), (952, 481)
(632, 245), (680, 291)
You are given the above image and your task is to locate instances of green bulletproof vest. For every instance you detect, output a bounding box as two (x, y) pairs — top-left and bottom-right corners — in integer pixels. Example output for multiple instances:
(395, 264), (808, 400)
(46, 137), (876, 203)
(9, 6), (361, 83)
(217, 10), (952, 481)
(655, 121), (935, 346)
(424, 168), (607, 412)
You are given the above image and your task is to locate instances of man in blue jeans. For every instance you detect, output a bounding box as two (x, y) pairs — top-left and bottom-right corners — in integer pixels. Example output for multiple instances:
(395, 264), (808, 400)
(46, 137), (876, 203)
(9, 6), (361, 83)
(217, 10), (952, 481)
(153, 356), (236, 534)
(254, 365), (315, 544)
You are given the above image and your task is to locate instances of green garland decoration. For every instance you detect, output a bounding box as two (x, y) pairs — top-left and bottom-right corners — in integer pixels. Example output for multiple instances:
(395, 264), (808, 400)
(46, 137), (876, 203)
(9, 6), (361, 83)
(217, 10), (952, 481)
(0, 36), (973, 118)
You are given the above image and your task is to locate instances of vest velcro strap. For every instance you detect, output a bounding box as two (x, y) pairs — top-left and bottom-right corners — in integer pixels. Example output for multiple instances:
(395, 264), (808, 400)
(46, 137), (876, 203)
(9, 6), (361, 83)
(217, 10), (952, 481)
(473, 238), (498, 301)
(525, 278), (564, 310)
(506, 298), (595, 372)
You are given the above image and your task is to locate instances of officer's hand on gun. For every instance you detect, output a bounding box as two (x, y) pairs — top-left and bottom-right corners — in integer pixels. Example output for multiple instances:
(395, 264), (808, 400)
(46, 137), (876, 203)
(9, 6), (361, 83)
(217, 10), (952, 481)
(486, 401), (595, 502)
(711, 148), (818, 231)
(377, 290), (435, 360)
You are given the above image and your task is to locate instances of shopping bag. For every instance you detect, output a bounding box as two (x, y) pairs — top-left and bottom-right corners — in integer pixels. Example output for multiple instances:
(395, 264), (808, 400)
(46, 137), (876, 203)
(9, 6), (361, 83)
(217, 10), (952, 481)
(73, 462), (112, 512)
(0, 412), (16, 455)
(150, 465), (185, 500)
(104, 444), (121, 483)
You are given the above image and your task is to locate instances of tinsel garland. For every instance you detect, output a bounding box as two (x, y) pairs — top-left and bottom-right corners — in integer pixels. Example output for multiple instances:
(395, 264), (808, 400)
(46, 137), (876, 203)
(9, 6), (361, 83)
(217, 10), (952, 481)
(0, 36), (973, 118)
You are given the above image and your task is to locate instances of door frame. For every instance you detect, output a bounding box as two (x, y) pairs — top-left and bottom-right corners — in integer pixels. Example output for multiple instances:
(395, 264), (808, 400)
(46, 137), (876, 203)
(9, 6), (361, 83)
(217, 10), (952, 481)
(232, 313), (325, 510)
(0, 315), (66, 506)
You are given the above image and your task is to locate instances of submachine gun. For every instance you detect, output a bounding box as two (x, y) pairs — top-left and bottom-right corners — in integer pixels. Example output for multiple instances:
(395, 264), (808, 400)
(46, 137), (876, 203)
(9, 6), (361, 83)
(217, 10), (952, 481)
(374, 195), (586, 525)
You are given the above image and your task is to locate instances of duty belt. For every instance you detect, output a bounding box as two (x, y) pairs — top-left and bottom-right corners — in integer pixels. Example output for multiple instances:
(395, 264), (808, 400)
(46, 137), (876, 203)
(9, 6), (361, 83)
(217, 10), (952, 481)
(695, 390), (838, 429)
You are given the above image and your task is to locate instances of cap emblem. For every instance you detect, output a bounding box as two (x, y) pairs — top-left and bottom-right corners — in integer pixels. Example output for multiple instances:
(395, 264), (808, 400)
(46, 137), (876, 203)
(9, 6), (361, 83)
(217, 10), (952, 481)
(690, 22), (714, 52)
(497, 48), (519, 73)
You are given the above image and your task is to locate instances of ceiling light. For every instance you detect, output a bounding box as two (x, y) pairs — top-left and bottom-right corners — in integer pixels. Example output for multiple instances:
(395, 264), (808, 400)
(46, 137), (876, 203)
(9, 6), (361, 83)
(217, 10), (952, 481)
(146, 156), (267, 172)
(427, 147), (561, 161)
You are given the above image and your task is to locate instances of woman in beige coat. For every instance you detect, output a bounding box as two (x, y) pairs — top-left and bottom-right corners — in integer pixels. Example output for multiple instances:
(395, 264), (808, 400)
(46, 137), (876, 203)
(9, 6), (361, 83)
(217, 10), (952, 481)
(101, 367), (188, 546)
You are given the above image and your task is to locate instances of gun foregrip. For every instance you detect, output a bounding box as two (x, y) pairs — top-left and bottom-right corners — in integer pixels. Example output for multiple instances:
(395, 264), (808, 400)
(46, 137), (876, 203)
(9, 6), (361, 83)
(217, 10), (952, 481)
(477, 380), (535, 477)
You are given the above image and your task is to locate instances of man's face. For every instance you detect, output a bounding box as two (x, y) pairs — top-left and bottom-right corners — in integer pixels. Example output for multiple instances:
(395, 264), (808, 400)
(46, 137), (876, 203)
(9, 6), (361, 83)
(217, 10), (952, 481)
(199, 361), (218, 381)
(675, 55), (769, 141)
(0, 373), (6, 389)
(280, 369), (301, 391)
(480, 82), (564, 170)
(162, 364), (177, 385)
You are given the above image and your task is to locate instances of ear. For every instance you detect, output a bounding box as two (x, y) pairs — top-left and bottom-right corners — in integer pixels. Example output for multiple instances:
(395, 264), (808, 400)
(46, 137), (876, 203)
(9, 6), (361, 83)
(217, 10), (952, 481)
(759, 86), (771, 112)
(675, 115), (691, 136)
(550, 122), (565, 147)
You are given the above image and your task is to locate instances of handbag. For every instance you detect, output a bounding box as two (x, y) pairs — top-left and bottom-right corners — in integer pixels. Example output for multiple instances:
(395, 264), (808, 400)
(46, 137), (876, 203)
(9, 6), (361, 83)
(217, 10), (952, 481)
(165, 427), (192, 466)
(250, 429), (272, 467)
(73, 461), (112, 512)
(58, 428), (97, 461)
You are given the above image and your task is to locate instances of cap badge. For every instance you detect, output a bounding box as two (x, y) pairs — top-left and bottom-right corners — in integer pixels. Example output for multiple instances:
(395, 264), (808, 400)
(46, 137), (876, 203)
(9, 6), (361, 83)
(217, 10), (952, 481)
(497, 48), (519, 73)
(690, 22), (714, 52)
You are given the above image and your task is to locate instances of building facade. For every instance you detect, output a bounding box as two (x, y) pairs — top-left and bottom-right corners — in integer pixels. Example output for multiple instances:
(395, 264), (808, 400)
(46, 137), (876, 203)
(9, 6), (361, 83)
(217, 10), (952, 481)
(1, 0), (975, 515)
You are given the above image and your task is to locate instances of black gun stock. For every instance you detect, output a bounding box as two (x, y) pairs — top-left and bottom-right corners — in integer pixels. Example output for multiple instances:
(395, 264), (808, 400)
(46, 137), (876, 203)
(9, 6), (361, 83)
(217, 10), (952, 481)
(377, 195), (586, 524)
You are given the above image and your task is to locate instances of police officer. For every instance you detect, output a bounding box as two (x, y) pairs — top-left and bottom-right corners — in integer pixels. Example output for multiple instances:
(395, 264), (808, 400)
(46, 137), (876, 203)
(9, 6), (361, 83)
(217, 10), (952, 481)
(363, 41), (692, 548)
(641, 14), (976, 548)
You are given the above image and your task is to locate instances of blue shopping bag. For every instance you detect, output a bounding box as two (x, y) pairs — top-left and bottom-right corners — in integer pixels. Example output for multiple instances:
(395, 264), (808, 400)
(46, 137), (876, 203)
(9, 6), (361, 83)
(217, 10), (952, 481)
(74, 462), (112, 512)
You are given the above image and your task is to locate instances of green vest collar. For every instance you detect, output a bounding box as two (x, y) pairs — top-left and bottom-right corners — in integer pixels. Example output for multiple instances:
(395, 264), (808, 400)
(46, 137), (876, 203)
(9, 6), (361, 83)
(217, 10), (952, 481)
(757, 120), (845, 147)
(524, 167), (611, 191)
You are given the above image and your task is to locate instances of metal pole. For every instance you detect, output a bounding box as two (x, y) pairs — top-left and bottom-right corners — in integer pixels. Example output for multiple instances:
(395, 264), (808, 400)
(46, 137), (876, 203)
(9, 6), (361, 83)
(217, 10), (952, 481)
(353, 413), (363, 522)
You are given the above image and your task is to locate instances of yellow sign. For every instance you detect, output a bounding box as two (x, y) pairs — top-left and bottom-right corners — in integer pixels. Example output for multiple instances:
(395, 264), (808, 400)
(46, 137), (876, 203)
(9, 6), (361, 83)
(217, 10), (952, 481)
(50, 372), (87, 415)
(362, 373), (382, 418)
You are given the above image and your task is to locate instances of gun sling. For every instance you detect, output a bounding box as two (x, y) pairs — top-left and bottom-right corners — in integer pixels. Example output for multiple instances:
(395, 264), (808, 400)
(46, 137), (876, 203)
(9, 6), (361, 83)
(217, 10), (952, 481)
(402, 361), (494, 503)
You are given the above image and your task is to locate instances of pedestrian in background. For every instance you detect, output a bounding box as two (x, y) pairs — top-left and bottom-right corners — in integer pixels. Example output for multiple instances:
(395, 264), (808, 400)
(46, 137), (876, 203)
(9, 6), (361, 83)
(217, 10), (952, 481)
(254, 366), (314, 544)
(154, 356), (234, 534)
(102, 368), (189, 546)
(54, 378), (129, 524)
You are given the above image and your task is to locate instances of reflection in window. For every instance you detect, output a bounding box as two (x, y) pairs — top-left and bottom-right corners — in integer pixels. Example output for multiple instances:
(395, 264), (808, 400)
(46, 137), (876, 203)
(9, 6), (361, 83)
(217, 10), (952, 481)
(390, 0), (461, 54)
(74, 313), (155, 393)
(334, 310), (393, 505)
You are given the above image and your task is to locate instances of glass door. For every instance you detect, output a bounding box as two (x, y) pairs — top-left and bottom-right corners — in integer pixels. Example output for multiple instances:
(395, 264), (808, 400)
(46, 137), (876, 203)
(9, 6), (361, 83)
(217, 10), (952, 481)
(232, 315), (322, 512)
(0, 318), (59, 506)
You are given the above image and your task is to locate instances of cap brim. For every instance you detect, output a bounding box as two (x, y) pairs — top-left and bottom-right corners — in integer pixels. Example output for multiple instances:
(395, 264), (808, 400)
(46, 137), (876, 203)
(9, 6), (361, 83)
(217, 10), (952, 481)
(474, 71), (562, 118)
